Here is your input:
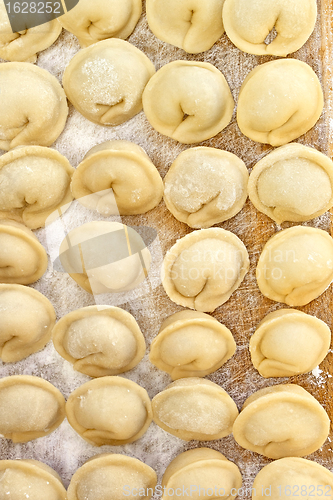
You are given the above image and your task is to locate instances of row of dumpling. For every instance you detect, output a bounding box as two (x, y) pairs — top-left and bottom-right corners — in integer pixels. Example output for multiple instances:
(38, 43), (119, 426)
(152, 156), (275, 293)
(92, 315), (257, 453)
(2, 449), (333, 500)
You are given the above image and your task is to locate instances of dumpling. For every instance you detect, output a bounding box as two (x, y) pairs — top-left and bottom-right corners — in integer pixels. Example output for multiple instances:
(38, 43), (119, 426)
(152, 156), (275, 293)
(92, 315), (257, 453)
(162, 228), (249, 312)
(162, 448), (242, 500)
(0, 146), (74, 229)
(0, 459), (67, 500)
(66, 376), (152, 446)
(0, 220), (48, 285)
(256, 226), (333, 306)
(67, 454), (157, 500)
(0, 284), (56, 363)
(59, 221), (151, 294)
(142, 60), (234, 144)
(146, 0), (225, 54)
(59, 0), (142, 47)
(249, 309), (331, 378)
(0, 375), (65, 443)
(52, 305), (146, 377)
(71, 140), (163, 216)
(237, 59), (323, 147)
(0, 62), (68, 151)
(222, 0), (317, 56)
(164, 147), (248, 228)
(149, 310), (236, 379)
(248, 144), (333, 224)
(253, 457), (333, 500)
(152, 378), (238, 440)
(232, 384), (330, 458)
(62, 39), (155, 126)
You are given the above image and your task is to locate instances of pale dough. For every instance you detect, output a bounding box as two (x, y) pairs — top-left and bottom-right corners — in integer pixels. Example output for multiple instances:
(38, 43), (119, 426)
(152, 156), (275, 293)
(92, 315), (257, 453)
(162, 228), (249, 312)
(0, 284), (56, 363)
(71, 140), (163, 216)
(66, 376), (152, 446)
(248, 143), (333, 224)
(250, 309), (331, 378)
(164, 147), (248, 228)
(152, 378), (239, 440)
(232, 384), (330, 458)
(62, 39), (155, 126)
(0, 62), (68, 151)
(149, 310), (236, 379)
(52, 305), (146, 377)
(256, 226), (333, 306)
(142, 60), (234, 144)
(237, 59), (323, 146)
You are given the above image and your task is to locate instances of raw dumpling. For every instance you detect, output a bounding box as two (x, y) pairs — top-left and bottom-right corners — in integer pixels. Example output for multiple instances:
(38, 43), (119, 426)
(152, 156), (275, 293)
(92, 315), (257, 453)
(256, 226), (333, 306)
(253, 457), (333, 500)
(59, 0), (142, 47)
(0, 62), (68, 151)
(59, 221), (151, 294)
(162, 448), (242, 500)
(250, 309), (331, 378)
(62, 39), (155, 126)
(0, 459), (67, 500)
(149, 310), (236, 379)
(0, 284), (56, 363)
(222, 0), (317, 56)
(52, 305), (146, 377)
(142, 61), (234, 144)
(248, 144), (333, 224)
(66, 376), (152, 446)
(71, 140), (163, 216)
(0, 375), (65, 442)
(237, 59), (323, 147)
(232, 384), (330, 458)
(146, 0), (225, 54)
(164, 147), (248, 228)
(67, 454), (157, 500)
(0, 220), (48, 285)
(152, 378), (238, 440)
(0, 146), (74, 229)
(162, 228), (249, 312)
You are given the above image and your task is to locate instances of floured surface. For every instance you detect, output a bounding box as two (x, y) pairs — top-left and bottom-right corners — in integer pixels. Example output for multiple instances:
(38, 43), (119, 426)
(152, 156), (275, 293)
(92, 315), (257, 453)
(0, 0), (333, 496)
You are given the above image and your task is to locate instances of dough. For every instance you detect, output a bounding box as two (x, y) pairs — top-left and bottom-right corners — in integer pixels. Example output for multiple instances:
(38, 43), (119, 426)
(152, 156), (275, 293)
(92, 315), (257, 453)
(232, 384), (330, 458)
(66, 376), (152, 446)
(256, 226), (333, 306)
(0, 220), (48, 285)
(0, 62), (68, 151)
(253, 457), (333, 500)
(142, 60), (234, 144)
(71, 140), (163, 216)
(146, 0), (225, 54)
(0, 375), (65, 443)
(52, 305), (146, 377)
(59, 221), (151, 294)
(248, 144), (333, 224)
(162, 448), (242, 500)
(237, 59), (323, 146)
(62, 39), (155, 126)
(162, 228), (249, 312)
(149, 310), (236, 379)
(67, 454), (157, 500)
(0, 459), (67, 500)
(0, 146), (74, 229)
(164, 147), (248, 228)
(222, 0), (317, 56)
(250, 309), (331, 378)
(152, 378), (238, 440)
(0, 1), (62, 63)
(0, 284), (56, 363)
(59, 0), (142, 47)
